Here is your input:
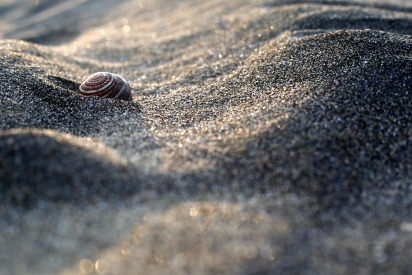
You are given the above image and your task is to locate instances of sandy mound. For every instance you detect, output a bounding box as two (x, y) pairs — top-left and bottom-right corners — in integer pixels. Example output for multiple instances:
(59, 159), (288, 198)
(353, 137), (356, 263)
(1, 0), (412, 274)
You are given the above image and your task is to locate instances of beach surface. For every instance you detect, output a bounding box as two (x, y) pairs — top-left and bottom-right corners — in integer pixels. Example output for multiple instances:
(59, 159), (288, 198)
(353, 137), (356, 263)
(1, 0), (412, 274)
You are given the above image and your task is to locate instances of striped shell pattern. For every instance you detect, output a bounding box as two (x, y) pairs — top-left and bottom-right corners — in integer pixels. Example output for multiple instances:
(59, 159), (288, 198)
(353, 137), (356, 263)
(79, 72), (132, 101)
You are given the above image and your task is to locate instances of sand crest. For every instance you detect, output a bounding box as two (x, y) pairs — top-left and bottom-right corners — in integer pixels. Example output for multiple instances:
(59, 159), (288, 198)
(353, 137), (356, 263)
(1, 0), (412, 274)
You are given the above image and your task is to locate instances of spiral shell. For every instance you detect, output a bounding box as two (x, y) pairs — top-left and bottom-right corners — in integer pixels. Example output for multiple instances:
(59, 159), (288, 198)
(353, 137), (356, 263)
(79, 72), (132, 101)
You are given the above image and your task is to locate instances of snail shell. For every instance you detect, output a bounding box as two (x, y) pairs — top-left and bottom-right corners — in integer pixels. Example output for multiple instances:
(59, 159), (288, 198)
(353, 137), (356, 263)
(79, 72), (132, 101)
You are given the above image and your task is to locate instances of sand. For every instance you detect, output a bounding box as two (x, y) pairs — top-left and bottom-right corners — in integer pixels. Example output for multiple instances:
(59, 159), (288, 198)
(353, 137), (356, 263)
(1, 0), (412, 274)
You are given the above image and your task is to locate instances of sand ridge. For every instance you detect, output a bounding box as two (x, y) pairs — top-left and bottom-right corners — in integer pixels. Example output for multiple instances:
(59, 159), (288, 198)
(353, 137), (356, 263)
(1, 0), (412, 274)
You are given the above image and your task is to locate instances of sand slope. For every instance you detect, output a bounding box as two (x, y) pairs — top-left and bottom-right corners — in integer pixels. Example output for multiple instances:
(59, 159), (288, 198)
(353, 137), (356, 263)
(1, 0), (412, 274)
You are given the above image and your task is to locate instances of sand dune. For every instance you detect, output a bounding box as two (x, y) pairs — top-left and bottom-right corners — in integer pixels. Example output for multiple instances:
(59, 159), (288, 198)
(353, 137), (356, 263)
(1, 0), (412, 274)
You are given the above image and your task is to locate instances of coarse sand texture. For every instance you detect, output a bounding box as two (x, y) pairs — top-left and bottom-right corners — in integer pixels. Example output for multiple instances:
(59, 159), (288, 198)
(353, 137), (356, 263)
(1, 0), (412, 274)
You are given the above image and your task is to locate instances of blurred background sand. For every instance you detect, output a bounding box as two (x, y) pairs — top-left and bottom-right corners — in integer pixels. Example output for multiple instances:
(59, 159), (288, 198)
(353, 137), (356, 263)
(1, 0), (412, 274)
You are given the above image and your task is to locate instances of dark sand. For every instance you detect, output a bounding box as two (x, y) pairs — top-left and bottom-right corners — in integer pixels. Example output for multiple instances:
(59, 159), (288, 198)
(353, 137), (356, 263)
(1, 0), (412, 274)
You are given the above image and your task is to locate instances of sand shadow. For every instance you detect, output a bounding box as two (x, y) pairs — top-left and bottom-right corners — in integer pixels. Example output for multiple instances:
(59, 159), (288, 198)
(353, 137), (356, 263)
(0, 2), (17, 18)
(263, 0), (412, 38)
(264, 0), (412, 14)
(186, 29), (412, 213)
(291, 10), (412, 36)
(2, 0), (133, 45)
(23, 29), (81, 45)
(0, 129), (173, 208)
